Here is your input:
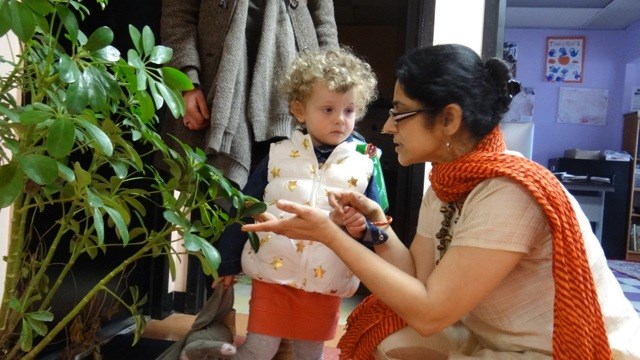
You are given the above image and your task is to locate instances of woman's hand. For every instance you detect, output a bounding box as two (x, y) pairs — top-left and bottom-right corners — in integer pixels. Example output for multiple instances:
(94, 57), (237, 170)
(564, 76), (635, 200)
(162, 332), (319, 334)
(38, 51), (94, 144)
(328, 190), (386, 223)
(241, 200), (340, 244)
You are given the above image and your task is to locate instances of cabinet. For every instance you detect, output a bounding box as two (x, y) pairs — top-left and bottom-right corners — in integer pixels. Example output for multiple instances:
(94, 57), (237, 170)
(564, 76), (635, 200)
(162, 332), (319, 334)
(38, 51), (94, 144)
(622, 112), (640, 262)
(548, 158), (630, 260)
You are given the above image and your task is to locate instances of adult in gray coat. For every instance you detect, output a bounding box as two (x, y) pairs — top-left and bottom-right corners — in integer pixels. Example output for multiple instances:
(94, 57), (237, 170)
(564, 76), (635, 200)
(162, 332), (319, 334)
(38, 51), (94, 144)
(160, 0), (339, 189)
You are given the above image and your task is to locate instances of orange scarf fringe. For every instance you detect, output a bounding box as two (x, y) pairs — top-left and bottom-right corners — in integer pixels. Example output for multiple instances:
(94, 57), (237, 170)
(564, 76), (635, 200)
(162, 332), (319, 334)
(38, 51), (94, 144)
(337, 127), (611, 359)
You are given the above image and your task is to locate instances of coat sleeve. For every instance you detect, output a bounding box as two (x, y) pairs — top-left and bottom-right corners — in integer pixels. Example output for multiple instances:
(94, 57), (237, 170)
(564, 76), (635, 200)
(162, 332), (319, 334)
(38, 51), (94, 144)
(308, 0), (339, 49)
(160, 0), (202, 85)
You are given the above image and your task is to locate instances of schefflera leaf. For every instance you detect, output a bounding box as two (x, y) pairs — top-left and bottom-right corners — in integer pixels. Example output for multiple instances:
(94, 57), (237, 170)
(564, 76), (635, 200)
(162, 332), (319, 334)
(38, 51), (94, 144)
(0, 162), (24, 208)
(46, 116), (75, 159)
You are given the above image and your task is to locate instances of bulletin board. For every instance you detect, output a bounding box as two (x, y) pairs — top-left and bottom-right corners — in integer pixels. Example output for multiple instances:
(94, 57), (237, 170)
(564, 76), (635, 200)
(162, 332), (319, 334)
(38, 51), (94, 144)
(545, 36), (585, 82)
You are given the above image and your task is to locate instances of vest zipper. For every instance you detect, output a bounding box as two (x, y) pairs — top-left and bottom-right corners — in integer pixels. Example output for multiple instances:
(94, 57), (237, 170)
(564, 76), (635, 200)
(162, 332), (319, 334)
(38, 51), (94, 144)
(310, 164), (324, 208)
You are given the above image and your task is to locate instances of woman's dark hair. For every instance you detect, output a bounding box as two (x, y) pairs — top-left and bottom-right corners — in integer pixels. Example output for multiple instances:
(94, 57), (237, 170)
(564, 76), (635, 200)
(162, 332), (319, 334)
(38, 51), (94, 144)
(396, 44), (517, 139)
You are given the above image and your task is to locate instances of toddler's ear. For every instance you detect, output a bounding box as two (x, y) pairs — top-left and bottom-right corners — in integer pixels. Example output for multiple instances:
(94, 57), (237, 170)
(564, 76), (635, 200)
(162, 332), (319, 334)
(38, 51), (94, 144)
(290, 100), (305, 123)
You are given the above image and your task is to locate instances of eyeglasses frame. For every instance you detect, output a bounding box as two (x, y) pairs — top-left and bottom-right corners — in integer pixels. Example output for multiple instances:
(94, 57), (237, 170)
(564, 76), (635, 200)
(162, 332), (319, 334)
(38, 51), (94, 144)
(388, 107), (432, 124)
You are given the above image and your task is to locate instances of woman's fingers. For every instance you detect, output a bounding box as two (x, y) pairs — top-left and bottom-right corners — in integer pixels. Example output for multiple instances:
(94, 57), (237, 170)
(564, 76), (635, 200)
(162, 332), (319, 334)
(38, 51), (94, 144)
(241, 200), (334, 242)
(253, 212), (277, 223)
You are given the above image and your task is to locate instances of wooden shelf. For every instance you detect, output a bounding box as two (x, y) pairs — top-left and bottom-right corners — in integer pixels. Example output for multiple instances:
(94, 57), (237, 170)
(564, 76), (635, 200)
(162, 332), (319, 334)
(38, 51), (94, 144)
(623, 112), (640, 261)
(626, 251), (640, 262)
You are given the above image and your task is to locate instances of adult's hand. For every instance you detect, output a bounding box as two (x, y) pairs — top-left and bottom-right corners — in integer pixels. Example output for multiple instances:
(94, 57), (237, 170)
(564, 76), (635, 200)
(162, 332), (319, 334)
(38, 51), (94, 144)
(242, 200), (340, 244)
(328, 190), (386, 223)
(182, 88), (210, 130)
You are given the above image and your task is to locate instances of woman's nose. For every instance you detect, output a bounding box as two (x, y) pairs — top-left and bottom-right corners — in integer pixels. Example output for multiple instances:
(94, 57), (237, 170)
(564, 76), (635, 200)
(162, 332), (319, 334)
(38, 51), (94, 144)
(381, 116), (394, 134)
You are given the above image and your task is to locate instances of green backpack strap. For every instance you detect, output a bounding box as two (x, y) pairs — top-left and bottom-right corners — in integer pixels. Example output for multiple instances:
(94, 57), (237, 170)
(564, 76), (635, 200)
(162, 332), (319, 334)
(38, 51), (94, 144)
(356, 143), (389, 212)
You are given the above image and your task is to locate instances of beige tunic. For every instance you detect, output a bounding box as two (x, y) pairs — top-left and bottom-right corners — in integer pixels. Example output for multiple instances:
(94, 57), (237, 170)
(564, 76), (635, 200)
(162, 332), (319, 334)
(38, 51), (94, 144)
(378, 177), (640, 359)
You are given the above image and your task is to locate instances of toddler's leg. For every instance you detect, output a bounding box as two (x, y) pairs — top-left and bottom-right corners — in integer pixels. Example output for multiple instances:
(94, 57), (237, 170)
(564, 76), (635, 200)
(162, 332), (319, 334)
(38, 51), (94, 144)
(233, 332), (281, 360)
(292, 339), (324, 360)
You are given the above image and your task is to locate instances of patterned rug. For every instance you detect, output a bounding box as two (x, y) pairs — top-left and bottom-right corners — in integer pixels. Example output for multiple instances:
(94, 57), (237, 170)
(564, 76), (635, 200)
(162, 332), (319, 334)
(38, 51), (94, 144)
(608, 260), (640, 280)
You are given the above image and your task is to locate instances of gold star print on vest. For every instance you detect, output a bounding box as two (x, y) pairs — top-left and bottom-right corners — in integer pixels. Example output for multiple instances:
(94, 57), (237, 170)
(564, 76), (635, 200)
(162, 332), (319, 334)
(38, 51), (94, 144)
(287, 181), (297, 191)
(290, 150), (300, 158)
(314, 265), (326, 279)
(302, 138), (311, 149)
(286, 282), (298, 288)
(296, 241), (306, 253)
(347, 177), (358, 188)
(309, 164), (316, 176)
(260, 235), (271, 247)
(271, 257), (283, 270)
(271, 167), (281, 178)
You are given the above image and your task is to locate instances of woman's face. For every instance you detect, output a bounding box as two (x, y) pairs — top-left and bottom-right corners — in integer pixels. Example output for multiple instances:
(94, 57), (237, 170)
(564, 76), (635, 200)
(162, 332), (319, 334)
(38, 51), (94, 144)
(382, 81), (450, 165)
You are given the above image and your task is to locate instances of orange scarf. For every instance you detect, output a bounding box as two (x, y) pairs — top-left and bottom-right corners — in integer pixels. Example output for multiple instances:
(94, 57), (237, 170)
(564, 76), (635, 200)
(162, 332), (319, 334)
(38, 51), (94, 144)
(338, 127), (611, 359)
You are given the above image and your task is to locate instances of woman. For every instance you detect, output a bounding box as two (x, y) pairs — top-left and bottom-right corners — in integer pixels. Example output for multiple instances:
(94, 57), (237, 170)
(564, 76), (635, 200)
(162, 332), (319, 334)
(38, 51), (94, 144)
(242, 44), (640, 359)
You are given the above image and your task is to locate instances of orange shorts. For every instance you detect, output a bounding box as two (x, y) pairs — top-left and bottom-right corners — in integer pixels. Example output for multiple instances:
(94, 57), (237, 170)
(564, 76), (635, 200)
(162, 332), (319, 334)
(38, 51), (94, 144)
(246, 279), (341, 341)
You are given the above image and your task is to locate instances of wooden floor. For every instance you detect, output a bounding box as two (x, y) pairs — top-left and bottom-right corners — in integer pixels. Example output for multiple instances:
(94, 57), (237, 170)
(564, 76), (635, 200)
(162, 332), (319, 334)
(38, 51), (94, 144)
(143, 312), (346, 348)
(142, 281), (363, 349)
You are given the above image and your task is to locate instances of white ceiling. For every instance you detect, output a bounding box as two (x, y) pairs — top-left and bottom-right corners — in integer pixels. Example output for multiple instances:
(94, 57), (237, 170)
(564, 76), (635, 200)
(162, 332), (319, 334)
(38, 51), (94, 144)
(506, 0), (640, 30)
(333, 0), (640, 30)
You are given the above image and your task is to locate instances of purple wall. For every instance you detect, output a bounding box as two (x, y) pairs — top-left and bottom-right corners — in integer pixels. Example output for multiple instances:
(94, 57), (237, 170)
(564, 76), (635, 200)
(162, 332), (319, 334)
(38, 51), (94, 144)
(504, 24), (640, 167)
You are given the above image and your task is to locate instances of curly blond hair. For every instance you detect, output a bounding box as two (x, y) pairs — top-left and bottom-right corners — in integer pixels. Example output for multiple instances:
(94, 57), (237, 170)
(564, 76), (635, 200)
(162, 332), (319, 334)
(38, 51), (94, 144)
(280, 47), (378, 117)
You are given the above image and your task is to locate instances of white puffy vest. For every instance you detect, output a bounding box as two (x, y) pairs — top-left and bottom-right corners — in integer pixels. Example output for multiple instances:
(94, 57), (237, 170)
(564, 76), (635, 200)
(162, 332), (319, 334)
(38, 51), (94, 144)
(241, 131), (373, 298)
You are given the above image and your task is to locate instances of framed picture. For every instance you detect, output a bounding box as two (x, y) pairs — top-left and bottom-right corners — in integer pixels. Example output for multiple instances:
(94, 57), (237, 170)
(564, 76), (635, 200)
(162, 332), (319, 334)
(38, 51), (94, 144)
(545, 36), (585, 83)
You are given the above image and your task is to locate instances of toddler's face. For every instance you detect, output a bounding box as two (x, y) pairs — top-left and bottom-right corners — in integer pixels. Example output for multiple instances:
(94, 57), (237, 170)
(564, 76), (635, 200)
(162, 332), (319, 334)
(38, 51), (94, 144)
(291, 82), (357, 147)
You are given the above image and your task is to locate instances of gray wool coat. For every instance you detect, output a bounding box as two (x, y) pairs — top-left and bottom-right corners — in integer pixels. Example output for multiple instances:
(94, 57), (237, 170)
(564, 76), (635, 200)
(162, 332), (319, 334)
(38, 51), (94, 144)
(160, 0), (338, 187)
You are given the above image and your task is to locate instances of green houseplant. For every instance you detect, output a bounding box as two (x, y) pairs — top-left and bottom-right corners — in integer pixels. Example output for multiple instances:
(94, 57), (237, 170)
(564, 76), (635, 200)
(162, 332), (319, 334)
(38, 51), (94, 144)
(0, 0), (265, 358)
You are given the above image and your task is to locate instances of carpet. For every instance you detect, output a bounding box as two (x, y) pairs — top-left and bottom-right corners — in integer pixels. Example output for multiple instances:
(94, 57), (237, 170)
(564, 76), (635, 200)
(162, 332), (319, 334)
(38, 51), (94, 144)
(608, 260), (640, 280)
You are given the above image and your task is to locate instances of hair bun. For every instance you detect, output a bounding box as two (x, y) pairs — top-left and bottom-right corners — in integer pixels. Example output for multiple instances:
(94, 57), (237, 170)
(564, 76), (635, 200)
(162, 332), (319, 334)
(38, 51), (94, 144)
(507, 80), (521, 98)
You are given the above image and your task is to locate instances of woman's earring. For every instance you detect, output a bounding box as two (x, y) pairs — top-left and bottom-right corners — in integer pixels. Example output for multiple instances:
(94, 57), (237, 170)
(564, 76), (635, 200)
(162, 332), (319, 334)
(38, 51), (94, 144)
(446, 142), (452, 149)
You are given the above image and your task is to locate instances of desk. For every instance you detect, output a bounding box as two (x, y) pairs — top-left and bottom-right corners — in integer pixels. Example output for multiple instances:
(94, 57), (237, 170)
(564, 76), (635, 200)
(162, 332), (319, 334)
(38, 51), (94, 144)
(562, 181), (615, 242)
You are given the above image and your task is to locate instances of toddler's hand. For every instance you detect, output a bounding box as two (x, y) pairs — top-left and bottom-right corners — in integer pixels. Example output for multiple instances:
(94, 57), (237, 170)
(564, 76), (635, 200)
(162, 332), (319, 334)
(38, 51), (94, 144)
(342, 206), (366, 239)
(212, 275), (236, 289)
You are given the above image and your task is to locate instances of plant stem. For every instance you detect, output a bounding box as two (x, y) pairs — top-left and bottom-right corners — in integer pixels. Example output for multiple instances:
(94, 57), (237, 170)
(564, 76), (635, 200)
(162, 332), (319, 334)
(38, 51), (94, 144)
(19, 203), (78, 314)
(0, 193), (28, 333)
(21, 240), (157, 360)
(38, 233), (85, 311)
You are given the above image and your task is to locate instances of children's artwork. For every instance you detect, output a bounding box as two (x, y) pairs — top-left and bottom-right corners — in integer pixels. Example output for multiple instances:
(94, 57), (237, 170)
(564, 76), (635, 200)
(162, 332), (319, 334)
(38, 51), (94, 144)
(502, 87), (534, 123)
(503, 42), (518, 78)
(556, 87), (608, 126)
(545, 36), (585, 82)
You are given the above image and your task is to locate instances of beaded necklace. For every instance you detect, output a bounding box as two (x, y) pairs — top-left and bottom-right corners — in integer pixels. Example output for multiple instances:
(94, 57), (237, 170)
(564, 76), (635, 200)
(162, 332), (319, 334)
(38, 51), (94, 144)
(435, 201), (462, 265)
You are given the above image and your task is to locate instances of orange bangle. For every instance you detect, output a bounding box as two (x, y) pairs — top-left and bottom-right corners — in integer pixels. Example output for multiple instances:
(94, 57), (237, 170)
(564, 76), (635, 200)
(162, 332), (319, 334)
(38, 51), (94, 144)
(371, 216), (393, 227)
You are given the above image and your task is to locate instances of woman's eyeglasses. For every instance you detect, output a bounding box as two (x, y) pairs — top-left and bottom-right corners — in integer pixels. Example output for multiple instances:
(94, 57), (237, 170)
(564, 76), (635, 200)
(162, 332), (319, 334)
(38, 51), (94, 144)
(388, 107), (431, 125)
